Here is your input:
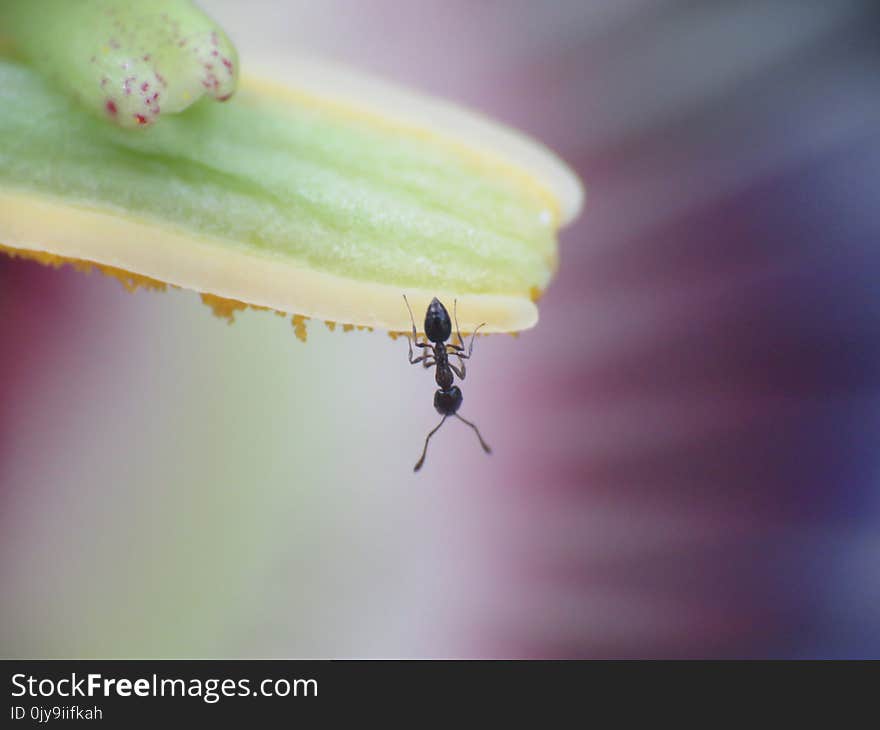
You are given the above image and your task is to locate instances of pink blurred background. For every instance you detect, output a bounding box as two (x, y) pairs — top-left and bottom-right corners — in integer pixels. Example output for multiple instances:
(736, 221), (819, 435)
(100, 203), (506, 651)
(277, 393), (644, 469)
(2, 0), (879, 658)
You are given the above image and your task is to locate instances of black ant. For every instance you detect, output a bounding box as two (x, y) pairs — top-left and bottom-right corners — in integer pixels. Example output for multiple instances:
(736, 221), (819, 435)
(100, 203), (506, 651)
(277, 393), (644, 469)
(403, 295), (491, 472)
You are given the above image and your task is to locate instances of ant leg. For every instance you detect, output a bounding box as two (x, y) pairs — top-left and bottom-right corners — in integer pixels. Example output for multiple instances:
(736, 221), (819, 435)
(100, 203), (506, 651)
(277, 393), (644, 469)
(449, 300), (486, 360)
(414, 416), (447, 472)
(448, 322), (485, 374)
(403, 294), (431, 364)
(407, 352), (435, 369)
(448, 309), (487, 375)
(448, 324), (485, 374)
(461, 322), (487, 359)
(447, 342), (467, 376)
(403, 294), (427, 343)
(447, 315), (486, 377)
(453, 299), (465, 349)
(455, 413), (492, 454)
(408, 344), (432, 366)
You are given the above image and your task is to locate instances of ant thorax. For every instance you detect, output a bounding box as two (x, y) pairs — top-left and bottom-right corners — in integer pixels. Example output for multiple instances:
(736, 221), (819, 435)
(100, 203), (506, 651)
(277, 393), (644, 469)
(434, 346), (454, 390)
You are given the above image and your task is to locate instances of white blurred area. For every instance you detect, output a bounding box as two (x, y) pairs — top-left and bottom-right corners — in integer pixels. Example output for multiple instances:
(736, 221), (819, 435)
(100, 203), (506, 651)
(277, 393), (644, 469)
(0, 276), (501, 657)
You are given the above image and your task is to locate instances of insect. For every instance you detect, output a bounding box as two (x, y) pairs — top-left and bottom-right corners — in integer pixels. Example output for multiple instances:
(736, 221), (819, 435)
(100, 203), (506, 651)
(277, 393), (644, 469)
(404, 295), (492, 472)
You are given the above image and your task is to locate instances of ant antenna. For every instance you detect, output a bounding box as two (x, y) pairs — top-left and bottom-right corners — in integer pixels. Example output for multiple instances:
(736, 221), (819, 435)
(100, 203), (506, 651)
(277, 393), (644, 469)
(455, 414), (492, 454)
(403, 293), (417, 333)
(414, 416), (447, 472)
(453, 299), (486, 354)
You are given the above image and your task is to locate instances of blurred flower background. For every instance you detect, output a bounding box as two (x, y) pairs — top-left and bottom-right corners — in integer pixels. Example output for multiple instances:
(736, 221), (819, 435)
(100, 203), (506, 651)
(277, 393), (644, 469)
(2, 0), (879, 658)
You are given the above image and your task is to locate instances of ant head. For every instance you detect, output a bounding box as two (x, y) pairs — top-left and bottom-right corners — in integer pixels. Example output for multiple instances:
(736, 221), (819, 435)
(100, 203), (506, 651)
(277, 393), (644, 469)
(424, 297), (452, 343)
(434, 385), (462, 416)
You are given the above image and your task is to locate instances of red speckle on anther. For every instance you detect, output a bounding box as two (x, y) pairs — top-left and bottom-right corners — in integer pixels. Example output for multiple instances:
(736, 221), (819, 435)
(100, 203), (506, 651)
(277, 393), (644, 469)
(217, 93), (232, 102)
(142, 54), (152, 62)
(211, 49), (219, 57)
(155, 73), (167, 87)
(141, 82), (150, 92)
(222, 58), (234, 74)
(134, 114), (148, 125)
(106, 100), (118, 116)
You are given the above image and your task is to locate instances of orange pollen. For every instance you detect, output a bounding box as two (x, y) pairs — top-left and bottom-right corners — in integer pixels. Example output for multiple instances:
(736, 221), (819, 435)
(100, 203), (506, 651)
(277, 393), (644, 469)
(291, 314), (308, 343)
